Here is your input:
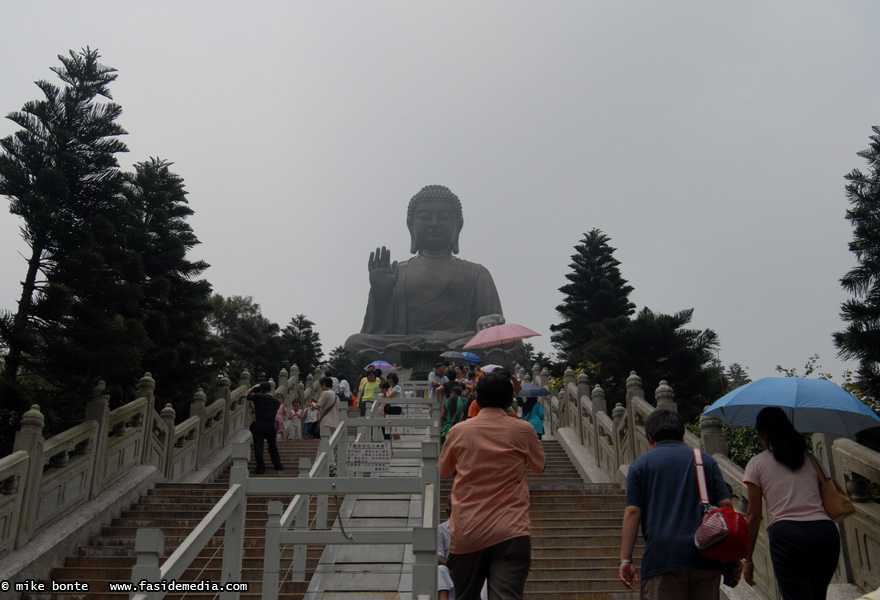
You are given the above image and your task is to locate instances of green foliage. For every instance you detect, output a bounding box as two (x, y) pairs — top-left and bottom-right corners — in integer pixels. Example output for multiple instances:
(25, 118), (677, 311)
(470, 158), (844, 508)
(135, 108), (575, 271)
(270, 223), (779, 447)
(520, 341), (553, 373)
(723, 425), (763, 469)
(834, 126), (880, 402)
(0, 47), (146, 440)
(775, 354), (833, 380)
(326, 346), (372, 383)
(207, 294), (284, 381)
(551, 229), (635, 362)
(282, 314), (323, 375)
(121, 157), (214, 411)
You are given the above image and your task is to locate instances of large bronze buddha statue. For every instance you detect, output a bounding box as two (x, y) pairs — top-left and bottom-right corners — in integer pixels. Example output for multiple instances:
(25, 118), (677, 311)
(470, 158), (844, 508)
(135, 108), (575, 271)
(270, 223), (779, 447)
(344, 185), (507, 364)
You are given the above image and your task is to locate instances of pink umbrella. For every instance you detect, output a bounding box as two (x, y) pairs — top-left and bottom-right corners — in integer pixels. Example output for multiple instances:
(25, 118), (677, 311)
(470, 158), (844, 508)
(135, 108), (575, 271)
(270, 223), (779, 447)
(463, 323), (540, 363)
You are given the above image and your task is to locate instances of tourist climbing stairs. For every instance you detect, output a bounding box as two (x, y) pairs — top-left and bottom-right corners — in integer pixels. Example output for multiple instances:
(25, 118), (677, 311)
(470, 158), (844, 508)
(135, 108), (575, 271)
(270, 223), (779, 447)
(441, 439), (641, 599)
(21, 437), (338, 600)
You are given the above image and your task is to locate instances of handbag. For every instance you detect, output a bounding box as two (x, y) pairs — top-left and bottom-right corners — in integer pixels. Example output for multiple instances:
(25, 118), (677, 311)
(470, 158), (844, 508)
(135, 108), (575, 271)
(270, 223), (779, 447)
(693, 448), (750, 562)
(807, 453), (855, 522)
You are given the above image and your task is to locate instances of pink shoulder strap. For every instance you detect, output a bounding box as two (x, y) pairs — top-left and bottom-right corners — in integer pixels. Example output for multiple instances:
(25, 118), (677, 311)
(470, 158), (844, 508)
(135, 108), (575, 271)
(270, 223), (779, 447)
(693, 448), (710, 505)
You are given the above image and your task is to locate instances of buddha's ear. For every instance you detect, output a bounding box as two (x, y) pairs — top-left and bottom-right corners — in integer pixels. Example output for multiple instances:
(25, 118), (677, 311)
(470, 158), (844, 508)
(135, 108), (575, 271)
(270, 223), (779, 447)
(408, 223), (417, 254)
(452, 222), (462, 255)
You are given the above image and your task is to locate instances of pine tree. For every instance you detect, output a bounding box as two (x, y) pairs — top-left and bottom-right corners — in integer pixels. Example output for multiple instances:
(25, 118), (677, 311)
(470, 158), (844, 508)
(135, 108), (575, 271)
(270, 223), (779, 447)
(122, 158), (214, 404)
(0, 48), (145, 448)
(282, 315), (323, 375)
(550, 229), (635, 362)
(834, 126), (880, 399)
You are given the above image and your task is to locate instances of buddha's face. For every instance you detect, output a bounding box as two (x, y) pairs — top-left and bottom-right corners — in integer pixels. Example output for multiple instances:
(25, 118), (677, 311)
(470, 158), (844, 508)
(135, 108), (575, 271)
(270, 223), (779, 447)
(411, 200), (460, 253)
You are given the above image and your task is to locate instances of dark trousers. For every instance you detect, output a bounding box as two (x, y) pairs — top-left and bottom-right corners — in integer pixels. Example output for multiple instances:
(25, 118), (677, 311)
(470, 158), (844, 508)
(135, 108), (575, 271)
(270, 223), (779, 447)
(768, 519), (840, 600)
(447, 535), (531, 600)
(250, 420), (282, 472)
(382, 405), (402, 439)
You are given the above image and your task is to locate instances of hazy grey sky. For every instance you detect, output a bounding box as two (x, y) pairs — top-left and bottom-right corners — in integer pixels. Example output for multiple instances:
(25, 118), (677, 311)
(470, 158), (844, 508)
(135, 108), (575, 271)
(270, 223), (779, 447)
(2, 2), (879, 386)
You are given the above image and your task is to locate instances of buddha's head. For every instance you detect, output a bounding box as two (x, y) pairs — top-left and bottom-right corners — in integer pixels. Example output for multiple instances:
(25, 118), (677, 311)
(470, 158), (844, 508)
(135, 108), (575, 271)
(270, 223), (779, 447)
(407, 185), (464, 255)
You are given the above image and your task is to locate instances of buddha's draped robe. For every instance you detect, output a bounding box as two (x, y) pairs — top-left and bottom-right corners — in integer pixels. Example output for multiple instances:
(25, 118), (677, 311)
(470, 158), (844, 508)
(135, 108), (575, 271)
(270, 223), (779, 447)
(345, 255), (503, 359)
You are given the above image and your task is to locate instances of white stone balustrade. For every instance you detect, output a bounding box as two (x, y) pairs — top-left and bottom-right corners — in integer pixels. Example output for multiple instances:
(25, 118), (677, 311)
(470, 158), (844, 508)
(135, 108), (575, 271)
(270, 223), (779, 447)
(547, 368), (880, 599)
(0, 368), (262, 560)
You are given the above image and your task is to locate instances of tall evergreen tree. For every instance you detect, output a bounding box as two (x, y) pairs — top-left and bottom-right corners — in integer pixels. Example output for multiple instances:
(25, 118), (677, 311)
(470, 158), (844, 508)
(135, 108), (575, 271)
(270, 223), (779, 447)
(282, 314), (323, 375)
(122, 158), (214, 403)
(551, 229), (635, 362)
(834, 126), (880, 400)
(0, 48), (145, 409)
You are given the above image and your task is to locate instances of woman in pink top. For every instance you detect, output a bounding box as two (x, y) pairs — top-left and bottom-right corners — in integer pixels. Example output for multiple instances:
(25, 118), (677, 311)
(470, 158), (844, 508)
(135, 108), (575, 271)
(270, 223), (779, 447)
(742, 407), (839, 600)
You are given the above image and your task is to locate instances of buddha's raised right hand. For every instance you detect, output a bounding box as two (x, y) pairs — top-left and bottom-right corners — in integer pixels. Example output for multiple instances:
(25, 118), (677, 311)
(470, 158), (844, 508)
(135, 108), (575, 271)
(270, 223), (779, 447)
(368, 246), (398, 295)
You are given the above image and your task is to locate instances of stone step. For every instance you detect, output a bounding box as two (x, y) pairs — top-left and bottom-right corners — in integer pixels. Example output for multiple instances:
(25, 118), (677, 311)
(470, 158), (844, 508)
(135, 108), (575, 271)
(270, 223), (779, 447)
(525, 577), (633, 592)
(531, 557), (639, 569)
(532, 534), (623, 547)
(525, 591), (638, 599)
(63, 552), (323, 569)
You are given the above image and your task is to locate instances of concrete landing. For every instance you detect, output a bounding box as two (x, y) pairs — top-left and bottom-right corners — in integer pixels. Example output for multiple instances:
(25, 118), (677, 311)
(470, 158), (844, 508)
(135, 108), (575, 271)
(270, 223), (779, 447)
(303, 432), (431, 600)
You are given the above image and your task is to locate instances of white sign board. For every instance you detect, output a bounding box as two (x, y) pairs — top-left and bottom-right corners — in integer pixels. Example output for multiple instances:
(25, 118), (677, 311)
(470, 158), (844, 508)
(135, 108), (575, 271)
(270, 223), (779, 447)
(348, 442), (390, 472)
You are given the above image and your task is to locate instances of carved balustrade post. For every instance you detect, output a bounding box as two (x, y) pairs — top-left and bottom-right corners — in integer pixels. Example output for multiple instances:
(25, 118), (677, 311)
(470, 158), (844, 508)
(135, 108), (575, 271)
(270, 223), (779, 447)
(277, 368), (289, 401)
(592, 384), (607, 457)
(577, 372), (590, 444)
(191, 388), (207, 469)
(612, 403), (626, 470)
(138, 373), (157, 465)
(13, 404), (45, 548)
(700, 408), (728, 458)
(625, 372), (644, 463)
(238, 370), (251, 391)
(137, 372), (156, 405)
(216, 374), (231, 403)
(289, 365), (301, 401)
(532, 364), (542, 387)
(655, 380), (677, 413)
(304, 374), (315, 403)
(560, 366), (573, 427)
(240, 370), (253, 423)
(218, 375), (234, 443)
(540, 367), (550, 388)
(85, 381), (111, 499)
(190, 388), (207, 422)
(160, 404), (176, 478)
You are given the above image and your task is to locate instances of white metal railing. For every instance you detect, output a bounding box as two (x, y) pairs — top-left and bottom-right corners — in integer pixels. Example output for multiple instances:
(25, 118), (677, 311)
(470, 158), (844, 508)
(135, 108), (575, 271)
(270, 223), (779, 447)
(128, 390), (441, 600)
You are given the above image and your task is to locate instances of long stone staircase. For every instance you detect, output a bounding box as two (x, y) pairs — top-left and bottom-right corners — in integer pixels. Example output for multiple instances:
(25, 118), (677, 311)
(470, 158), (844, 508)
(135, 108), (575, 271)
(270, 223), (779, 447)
(21, 438), (336, 600)
(440, 439), (641, 599)
(21, 423), (640, 599)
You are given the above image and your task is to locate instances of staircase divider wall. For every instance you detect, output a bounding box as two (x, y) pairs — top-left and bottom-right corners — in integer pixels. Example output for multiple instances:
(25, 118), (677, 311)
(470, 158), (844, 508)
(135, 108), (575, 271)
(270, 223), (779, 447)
(128, 387), (441, 600)
(543, 366), (880, 599)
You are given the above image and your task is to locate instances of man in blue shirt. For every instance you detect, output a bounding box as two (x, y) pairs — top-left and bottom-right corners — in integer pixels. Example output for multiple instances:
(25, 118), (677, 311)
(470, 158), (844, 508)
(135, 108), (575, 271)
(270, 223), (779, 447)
(619, 409), (735, 599)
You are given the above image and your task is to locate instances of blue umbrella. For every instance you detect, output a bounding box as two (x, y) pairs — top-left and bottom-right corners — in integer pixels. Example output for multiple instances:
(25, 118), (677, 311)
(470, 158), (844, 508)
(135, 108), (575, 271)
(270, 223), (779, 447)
(517, 382), (551, 398)
(461, 351), (482, 363)
(702, 376), (880, 436)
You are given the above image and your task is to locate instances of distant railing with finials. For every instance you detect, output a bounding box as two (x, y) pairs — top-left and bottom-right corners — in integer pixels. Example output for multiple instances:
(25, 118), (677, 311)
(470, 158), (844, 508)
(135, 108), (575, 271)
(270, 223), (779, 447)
(546, 367), (880, 600)
(0, 364), (304, 562)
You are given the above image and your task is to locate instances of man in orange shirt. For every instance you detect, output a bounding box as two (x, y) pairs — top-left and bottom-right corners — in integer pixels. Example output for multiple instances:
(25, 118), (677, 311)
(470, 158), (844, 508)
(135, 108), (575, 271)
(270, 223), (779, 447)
(439, 372), (546, 599)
